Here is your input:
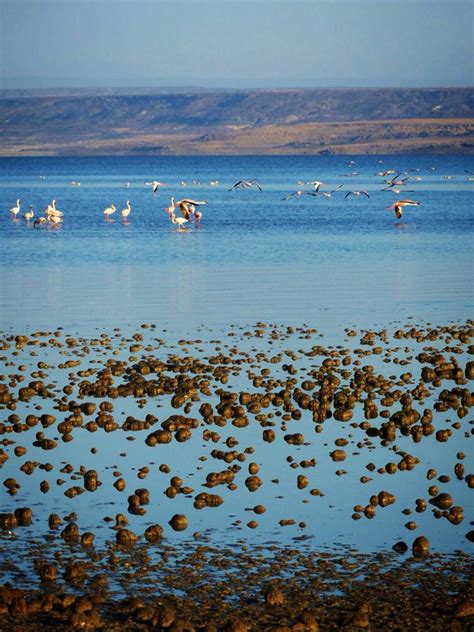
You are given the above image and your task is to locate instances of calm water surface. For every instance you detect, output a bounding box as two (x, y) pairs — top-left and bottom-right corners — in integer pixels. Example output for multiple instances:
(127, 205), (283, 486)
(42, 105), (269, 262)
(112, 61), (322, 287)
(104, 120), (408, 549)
(0, 155), (472, 575)
(1, 155), (472, 332)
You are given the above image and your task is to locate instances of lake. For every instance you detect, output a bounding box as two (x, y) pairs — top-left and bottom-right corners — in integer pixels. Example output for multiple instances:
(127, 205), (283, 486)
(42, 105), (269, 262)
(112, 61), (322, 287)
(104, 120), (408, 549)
(0, 155), (473, 596)
(1, 154), (472, 333)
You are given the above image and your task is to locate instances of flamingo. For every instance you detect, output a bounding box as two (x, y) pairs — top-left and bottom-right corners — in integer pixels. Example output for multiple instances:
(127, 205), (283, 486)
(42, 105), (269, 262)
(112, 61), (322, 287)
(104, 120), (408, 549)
(169, 212), (189, 228)
(345, 191), (370, 199)
(176, 198), (207, 220)
(33, 217), (47, 228)
(282, 191), (314, 201)
(386, 199), (420, 220)
(23, 206), (34, 222)
(308, 180), (324, 192)
(314, 184), (344, 198)
(377, 170), (398, 177)
(387, 188), (415, 195)
(103, 203), (116, 217)
(121, 200), (131, 219)
(49, 214), (63, 225)
(10, 199), (20, 217)
(165, 197), (176, 215)
(229, 179), (262, 191)
(382, 175), (410, 190)
(45, 200), (63, 218)
(152, 181), (164, 193)
(180, 202), (193, 220)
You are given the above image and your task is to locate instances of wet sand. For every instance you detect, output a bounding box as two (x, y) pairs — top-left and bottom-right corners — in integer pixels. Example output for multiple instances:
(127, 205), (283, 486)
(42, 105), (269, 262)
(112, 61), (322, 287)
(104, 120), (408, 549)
(0, 321), (472, 629)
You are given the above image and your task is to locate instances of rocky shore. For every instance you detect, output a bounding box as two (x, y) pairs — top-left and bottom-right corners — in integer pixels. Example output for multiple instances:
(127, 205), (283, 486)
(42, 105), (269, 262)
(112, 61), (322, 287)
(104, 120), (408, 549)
(0, 321), (472, 629)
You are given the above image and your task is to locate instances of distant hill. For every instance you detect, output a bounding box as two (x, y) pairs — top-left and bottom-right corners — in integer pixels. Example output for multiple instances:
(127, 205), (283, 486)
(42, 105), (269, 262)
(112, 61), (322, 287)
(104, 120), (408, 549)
(1, 87), (473, 155)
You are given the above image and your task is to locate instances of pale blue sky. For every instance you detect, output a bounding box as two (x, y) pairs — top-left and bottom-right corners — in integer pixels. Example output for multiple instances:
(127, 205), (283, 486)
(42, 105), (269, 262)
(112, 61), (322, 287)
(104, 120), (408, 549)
(1, 0), (473, 89)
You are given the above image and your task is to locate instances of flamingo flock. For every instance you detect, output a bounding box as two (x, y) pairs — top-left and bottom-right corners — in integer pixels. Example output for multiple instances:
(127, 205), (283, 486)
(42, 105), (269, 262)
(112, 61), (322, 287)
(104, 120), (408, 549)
(5, 185), (421, 229)
(164, 197), (207, 228)
(11, 163), (474, 230)
(8, 198), (66, 226)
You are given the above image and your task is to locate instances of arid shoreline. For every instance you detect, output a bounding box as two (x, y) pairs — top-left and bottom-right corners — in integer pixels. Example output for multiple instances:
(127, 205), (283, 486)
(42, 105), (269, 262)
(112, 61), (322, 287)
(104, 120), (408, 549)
(1, 87), (473, 155)
(1, 118), (473, 156)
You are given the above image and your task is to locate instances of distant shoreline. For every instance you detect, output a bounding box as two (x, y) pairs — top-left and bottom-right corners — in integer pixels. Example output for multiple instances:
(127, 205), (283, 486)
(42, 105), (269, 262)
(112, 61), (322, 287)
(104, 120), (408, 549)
(1, 119), (473, 156)
(1, 88), (473, 156)
(1, 85), (473, 99)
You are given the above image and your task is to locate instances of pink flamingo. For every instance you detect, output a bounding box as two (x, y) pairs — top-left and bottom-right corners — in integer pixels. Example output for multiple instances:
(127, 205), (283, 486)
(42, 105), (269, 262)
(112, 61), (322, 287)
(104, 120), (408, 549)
(385, 199), (420, 220)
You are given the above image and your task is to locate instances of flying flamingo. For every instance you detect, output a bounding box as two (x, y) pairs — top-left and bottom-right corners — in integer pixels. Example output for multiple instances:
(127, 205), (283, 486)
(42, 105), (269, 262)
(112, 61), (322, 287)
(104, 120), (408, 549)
(229, 179), (262, 191)
(176, 198), (207, 220)
(345, 190), (370, 199)
(386, 199), (420, 220)
(308, 180), (324, 192)
(314, 184), (344, 198)
(282, 191), (314, 201)
(151, 181), (164, 193)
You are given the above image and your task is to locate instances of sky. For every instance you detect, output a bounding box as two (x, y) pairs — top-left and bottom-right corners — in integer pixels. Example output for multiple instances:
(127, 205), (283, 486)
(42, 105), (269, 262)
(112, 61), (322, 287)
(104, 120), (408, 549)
(0, 0), (473, 90)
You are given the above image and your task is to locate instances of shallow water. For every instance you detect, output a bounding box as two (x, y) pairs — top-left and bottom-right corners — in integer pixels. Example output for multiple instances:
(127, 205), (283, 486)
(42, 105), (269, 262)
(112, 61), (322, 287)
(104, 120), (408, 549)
(1, 155), (473, 332)
(0, 320), (472, 555)
(0, 156), (472, 584)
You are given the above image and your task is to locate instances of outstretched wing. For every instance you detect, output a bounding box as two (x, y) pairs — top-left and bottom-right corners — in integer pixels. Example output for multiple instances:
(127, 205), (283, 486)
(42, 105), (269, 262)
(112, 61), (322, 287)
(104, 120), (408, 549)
(178, 199), (207, 206)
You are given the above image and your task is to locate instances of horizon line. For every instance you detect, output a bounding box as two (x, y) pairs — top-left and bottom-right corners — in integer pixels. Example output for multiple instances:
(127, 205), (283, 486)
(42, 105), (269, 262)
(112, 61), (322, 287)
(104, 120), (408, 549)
(1, 84), (473, 93)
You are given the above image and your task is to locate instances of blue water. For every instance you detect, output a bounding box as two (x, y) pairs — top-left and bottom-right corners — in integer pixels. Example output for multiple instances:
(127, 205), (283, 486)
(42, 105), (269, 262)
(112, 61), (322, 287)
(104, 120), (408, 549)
(0, 155), (473, 570)
(1, 155), (473, 332)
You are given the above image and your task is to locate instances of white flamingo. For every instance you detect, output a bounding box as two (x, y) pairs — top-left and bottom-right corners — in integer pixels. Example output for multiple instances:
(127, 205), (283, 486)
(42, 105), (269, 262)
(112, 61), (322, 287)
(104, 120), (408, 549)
(23, 206), (34, 222)
(345, 190), (370, 199)
(165, 197), (176, 215)
(152, 181), (164, 193)
(312, 184), (344, 198)
(308, 180), (324, 192)
(121, 200), (131, 219)
(10, 199), (20, 217)
(229, 179), (262, 191)
(103, 203), (116, 217)
(169, 212), (189, 228)
(282, 191), (314, 201)
(45, 200), (63, 218)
